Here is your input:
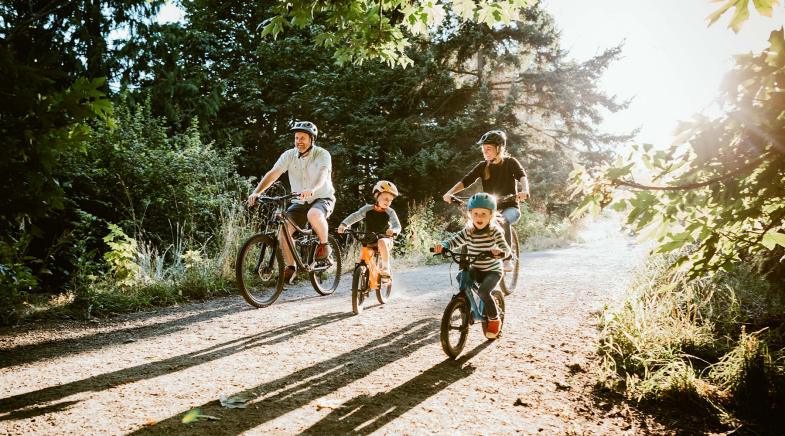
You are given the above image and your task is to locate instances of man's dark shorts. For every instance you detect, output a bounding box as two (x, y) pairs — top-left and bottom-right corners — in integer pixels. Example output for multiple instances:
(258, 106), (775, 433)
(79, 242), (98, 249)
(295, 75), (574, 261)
(285, 197), (335, 229)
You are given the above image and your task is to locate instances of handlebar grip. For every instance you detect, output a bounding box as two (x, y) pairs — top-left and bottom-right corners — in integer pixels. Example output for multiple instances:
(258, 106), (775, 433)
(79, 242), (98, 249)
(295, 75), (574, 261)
(429, 247), (435, 253)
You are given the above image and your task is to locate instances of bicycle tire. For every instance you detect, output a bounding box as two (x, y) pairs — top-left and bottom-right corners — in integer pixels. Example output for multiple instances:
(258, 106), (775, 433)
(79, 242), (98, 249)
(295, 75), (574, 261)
(375, 252), (393, 304)
(351, 264), (368, 315)
(310, 235), (342, 295)
(499, 230), (520, 296)
(440, 295), (469, 359)
(236, 234), (284, 308)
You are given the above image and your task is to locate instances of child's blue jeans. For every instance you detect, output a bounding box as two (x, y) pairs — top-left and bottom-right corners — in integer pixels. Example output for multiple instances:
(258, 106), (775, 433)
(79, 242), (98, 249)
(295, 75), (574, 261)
(460, 269), (503, 319)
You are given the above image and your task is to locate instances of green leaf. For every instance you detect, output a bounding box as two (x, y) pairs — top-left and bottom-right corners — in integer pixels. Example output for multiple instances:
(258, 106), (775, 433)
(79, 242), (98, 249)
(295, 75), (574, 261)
(761, 230), (785, 250)
(182, 409), (201, 424)
(766, 27), (785, 67)
(707, 0), (737, 27)
(752, 0), (776, 16)
(729, 0), (750, 32)
(605, 163), (635, 180)
(451, 0), (476, 19)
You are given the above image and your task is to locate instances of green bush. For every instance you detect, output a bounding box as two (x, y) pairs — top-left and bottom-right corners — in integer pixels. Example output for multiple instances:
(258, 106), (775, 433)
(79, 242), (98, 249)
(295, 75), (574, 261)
(598, 252), (785, 429)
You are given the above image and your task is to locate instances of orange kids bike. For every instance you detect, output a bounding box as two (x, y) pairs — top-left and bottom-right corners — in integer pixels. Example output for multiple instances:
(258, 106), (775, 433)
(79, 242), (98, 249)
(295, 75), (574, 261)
(341, 228), (394, 315)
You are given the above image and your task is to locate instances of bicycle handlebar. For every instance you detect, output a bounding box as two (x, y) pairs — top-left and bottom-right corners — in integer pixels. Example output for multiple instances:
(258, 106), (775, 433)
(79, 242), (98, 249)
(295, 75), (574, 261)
(255, 192), (300, 203)
(339, 228), (396, 241)
(448, 193), (518, 207)
(429, 246), (502, 264)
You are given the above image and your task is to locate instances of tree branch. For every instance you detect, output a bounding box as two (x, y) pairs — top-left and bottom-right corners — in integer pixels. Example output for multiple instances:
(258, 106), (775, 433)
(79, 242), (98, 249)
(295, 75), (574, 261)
(612, 156), (766, 191)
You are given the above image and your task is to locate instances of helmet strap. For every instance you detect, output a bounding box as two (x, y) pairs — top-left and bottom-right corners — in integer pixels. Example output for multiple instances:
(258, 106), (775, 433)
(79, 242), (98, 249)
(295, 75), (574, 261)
(298, 145), (313, 158)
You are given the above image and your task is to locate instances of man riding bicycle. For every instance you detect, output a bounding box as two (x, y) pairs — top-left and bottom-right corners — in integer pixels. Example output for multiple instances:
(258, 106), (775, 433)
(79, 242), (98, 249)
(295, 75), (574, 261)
(442, 130), (529, 272)
(247, 120), (336, 284)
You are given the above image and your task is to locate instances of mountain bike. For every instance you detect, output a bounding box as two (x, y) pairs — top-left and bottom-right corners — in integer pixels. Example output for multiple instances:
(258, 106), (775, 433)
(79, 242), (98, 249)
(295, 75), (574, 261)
(236, 193), (342, 308)
(341, 229), (395, 315)
(449, 194), (521, 295)
(431, 246), (506, 359)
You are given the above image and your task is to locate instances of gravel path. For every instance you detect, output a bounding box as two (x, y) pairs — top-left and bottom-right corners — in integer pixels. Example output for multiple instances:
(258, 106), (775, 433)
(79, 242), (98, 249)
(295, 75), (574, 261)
(1, 230), (677, 435)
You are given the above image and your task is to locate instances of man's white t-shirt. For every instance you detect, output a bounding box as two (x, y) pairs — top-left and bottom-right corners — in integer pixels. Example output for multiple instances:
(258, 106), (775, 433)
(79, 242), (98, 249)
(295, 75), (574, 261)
(271, 146), (336, 203)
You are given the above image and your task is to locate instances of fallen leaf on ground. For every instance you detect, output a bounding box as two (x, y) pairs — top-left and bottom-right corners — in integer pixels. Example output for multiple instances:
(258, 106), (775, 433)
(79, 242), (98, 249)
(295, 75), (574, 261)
(219, 394), (249, 409)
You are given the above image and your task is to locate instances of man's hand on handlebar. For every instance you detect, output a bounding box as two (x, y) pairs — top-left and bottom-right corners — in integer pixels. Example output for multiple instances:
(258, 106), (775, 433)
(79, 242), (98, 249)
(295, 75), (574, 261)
(247, 192), (259, 207)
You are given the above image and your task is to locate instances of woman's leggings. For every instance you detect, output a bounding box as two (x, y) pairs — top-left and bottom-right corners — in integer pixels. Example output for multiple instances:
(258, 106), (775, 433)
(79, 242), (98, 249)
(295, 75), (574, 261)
(499, 207), (521, 252)
(473, 269), (503, 319)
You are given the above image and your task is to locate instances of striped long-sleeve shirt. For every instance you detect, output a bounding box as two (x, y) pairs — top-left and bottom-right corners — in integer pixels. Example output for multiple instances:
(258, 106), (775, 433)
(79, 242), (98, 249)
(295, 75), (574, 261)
(441, 225), (511, 272)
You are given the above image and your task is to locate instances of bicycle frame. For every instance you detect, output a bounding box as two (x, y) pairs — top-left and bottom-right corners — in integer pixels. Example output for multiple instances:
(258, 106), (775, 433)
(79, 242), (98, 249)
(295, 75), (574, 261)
(257, 195), (329, 273)
(436, 247), (498, 324)
(456, 269), (486, 324)
(344, 230), (391, 291)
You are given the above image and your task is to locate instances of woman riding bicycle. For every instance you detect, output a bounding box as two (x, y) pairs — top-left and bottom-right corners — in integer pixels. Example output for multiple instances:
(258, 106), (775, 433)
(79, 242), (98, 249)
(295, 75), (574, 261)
(442, 130), (529, 272)
(433, 192), (511, 339)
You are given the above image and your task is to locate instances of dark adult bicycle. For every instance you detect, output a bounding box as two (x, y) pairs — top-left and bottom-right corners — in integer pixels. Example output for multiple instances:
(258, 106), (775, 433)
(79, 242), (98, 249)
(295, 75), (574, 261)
(431, 246), (506, 359)
(449, 194), (521, 295)
(341, 229), (395, 315)
(236, 193), (342, 308)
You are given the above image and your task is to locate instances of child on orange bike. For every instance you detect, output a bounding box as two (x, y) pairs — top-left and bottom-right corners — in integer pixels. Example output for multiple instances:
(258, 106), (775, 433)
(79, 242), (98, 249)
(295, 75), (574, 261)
(433, 192), (511, 338)
(337, 181), (402, 277)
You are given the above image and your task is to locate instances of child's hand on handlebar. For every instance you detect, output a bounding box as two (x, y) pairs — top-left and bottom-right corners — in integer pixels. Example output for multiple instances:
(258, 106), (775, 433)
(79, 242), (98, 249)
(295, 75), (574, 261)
(385, 229), (395, 237)
(490, 248), (503, 258)
(337, 224), (347, 234)
(433, 244), (444, 254)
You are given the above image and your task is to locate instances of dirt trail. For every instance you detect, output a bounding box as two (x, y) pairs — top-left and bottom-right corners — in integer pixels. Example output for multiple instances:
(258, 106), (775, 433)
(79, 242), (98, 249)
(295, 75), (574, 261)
(1, 228), (677, 435)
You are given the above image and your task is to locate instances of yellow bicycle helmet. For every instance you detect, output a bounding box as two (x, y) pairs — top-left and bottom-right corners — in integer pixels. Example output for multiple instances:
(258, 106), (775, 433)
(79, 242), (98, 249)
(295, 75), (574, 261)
(373, 180), (399, 198)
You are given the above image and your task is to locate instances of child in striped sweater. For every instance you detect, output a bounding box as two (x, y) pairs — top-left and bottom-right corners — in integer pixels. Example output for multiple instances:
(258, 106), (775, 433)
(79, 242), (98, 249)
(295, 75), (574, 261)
(433, 192), (511, 338)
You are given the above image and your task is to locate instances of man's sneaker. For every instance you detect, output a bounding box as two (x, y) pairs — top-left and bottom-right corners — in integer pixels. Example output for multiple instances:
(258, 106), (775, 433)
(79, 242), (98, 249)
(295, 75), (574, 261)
(485, 317), (501, 339)
(283, 265), (296, 284)
(502, 259), (513, 272)
(315, 243), (332, 261)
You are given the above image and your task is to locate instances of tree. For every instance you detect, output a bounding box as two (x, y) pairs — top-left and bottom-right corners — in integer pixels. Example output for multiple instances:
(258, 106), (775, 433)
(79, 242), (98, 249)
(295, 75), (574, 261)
(259, 0), (533, 67)
(570, 2), (785, 279)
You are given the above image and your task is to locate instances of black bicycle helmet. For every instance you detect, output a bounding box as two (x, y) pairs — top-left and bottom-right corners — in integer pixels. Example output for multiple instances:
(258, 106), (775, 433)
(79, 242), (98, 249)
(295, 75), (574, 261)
(290, 120), (318, 142)
(476, 130), (506, 147)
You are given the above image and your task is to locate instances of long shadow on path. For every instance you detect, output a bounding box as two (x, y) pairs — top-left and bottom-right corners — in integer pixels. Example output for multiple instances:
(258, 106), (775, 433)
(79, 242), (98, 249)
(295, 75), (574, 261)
(301, 341), (491, 435)
(131, 319), (440, 435)
(0, 312), (351, 419)
(0, 302), (253, 370)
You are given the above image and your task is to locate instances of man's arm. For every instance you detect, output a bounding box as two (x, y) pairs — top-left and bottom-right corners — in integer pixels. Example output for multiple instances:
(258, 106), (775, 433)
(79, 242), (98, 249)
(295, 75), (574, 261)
(247, 167), (284, 206)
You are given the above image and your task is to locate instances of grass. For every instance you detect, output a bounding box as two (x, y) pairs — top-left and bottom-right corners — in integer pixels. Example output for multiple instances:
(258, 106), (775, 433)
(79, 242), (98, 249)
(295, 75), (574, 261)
(10, 198), (584, 323)
(597, 251), (785, 431)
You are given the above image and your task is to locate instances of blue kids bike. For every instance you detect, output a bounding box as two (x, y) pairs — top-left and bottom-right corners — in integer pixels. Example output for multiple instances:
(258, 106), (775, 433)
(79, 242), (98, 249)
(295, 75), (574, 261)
(431, 246), (506, 359)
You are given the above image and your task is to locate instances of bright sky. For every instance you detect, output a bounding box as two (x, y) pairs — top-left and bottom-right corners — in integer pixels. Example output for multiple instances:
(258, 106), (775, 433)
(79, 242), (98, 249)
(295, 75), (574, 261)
(544, 1), (785, 148)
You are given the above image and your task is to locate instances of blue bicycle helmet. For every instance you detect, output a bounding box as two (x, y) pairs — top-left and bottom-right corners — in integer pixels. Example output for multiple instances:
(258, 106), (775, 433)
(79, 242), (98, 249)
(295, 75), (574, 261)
(467, 192), (496, 211)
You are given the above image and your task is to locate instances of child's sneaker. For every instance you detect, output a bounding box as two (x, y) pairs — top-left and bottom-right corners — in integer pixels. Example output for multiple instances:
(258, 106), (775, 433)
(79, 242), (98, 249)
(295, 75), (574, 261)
(315, 243), (332, 261)
(283, 265), (296, 284)
(485, 317), (501, 339)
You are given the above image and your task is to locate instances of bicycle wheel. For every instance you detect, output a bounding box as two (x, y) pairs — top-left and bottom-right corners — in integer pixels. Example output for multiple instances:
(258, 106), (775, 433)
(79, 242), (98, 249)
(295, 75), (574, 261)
(440, 295), (469, 359)
(310, 235), (342, 295)
(499, 230), (520, 296)
(375, 253), (393, 304)
(487, 289), (506, 341)
(236, 234), (284, 308)
(351, 264), (368, 315)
